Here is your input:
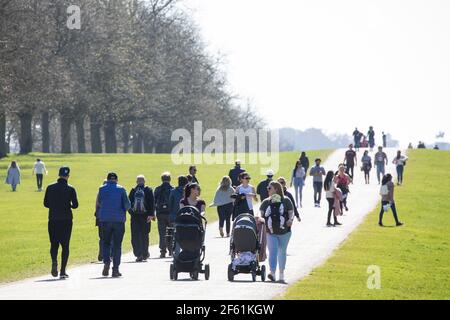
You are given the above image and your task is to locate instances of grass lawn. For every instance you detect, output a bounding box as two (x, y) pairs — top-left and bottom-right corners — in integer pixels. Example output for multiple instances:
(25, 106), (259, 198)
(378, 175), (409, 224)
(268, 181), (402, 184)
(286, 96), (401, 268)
(282, 149), (450, 300)
(0, 150), (331, 283)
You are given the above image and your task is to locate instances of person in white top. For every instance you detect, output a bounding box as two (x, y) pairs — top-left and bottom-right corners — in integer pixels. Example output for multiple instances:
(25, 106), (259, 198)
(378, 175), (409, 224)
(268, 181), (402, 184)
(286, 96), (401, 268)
(392, 150), (408, 185)
(33, 158), (48, 191)
(235, 172), (257, 215)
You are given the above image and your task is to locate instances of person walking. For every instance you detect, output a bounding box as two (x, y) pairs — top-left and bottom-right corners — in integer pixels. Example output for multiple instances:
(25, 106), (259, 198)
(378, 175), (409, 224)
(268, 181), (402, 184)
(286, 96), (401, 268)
(154, 172), (173, 258)
(256, 170), (274, 202)
(228, 160), (245, 188)
(43, 167), (78, 279)
(290, 161), (305, 208)
(367, 127), (376, 151)
(382, 132), (387, 148)
(353, 128), (361, 151)
(188, 166), (199, 184)
(5, 161), (20, 192)
(169, 175), (189, 222)
(259, 181), (294, 283)
(361, 150), (372, 184)
(180, 183), (206, 216)
(299, 152), (310, 175)
(128, 175), (155, 262)
(378, 174), (403, 227)
(392, 150), (408, 185)
(234, 172), (257, 217)
(97, 172), (131, 278)
(94, 179), (110, 262)
(211, 176), (235, 237)
(374, 146), (388, 184)
(344, 144), (357, 179)
(335, 165), (352, 212)
(33, 158), (48, 191)
(278, 177), (301, 222)
(324, 171), (341, 227)
(310, 158), (326, 208)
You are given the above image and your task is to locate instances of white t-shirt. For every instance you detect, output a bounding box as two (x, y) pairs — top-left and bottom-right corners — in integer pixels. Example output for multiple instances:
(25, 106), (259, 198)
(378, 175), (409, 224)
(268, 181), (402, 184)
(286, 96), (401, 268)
(237, 185), (254, 210)
(33, 162), (47, 175)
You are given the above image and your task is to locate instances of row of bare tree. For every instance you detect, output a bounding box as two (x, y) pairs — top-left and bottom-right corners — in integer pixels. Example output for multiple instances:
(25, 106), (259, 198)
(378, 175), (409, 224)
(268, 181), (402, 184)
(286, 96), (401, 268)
(0, 0), (264, 157)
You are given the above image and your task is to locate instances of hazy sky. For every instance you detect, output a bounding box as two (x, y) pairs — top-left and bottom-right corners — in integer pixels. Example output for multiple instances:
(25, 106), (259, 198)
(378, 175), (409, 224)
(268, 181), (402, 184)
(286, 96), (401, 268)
(180, 0), (450, 147)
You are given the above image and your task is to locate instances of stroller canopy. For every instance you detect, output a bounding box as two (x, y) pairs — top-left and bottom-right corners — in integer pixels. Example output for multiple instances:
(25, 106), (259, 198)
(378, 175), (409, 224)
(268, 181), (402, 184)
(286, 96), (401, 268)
(232, 214), (258, 253)
(175, 206), (205, 252)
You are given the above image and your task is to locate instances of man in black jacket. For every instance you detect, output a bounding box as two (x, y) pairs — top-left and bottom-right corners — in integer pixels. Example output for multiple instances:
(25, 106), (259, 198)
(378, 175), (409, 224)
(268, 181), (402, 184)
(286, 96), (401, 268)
(256, 169), (274, 202)
(128, 175), (155, 262)
(43, 167), (78, 279)
(228, 160), (245, 187)
(154, 172), (173, 258)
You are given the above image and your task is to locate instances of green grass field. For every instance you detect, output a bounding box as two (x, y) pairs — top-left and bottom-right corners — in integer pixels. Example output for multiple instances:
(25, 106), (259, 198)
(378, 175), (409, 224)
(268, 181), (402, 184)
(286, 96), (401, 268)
(282, 149), (450, 300)
(0, 150), (331, 283)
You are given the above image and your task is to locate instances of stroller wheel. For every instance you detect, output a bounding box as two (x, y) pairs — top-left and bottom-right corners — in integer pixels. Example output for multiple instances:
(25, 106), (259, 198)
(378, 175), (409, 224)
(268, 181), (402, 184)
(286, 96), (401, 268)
(204, 264), (210, 280)
(170, 264), (174, 280)
(227, 264), (234, 282)
(251, 270), (257, 282)
(260, 265), (266, 282)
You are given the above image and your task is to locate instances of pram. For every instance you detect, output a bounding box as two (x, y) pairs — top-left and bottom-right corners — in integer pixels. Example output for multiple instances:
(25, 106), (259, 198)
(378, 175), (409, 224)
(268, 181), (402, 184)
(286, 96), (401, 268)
(170, 206), (210, 281)
(228, 213), (266, 282)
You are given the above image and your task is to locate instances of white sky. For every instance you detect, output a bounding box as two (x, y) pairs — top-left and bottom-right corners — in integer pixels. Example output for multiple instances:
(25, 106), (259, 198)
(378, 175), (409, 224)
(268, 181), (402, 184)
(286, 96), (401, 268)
(180, 0), (450, 147)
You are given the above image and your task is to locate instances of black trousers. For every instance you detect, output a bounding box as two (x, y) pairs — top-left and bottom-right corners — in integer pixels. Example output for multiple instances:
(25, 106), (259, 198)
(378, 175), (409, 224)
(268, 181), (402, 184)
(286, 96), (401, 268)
(36, 174), (44, 189)
(48, 220), (73, 273)
(379, 201), (400, 224)
(326, 198), (338, 224)
(346, 165), (354, 179)
(217, 203), (233, 234)
(130, 215), (150, 258)
(157, 213), (171, 253)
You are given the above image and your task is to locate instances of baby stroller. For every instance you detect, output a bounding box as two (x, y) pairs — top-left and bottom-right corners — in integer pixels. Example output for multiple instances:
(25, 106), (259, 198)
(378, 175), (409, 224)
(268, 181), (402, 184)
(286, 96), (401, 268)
(170, 206), (210, 281)
(228, 213), (266, 282)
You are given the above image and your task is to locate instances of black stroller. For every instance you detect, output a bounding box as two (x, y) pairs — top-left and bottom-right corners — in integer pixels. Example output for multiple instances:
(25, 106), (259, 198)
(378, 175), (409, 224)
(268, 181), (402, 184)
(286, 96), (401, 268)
(170, 206), (210, 281)
(228, 213), (266, 282)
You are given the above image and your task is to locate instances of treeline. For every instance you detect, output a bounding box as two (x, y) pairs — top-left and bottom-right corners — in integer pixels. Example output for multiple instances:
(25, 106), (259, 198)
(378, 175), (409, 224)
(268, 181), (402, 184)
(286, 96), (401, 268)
(0, 0), (263, 157)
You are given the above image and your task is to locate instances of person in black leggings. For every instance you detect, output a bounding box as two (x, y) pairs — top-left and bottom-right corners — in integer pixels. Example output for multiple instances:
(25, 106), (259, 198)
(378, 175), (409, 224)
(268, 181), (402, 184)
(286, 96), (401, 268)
(43, 167), (79, 279)
(324, 171), (341, 226)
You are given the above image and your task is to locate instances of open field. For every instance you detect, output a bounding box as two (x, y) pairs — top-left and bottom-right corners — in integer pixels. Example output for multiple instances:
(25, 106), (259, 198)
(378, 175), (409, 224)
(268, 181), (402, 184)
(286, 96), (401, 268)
(282, 149), (450, 300)
(0, 150), (331, 283)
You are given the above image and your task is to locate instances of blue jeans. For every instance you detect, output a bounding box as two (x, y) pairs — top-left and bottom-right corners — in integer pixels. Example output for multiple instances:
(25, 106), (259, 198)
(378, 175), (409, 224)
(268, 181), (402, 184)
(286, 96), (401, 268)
(266, 232), (292, 272)
(376, 164), (385, 183)
(293, 177), (304, 206)
(101, 222), (125, 270)
(396, 165), (404, 184)
(313, 181), (323, 204)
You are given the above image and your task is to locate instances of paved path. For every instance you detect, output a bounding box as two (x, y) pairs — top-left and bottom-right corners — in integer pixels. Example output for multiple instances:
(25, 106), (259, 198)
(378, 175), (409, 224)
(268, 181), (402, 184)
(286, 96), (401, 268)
(0, 148), (399, 300)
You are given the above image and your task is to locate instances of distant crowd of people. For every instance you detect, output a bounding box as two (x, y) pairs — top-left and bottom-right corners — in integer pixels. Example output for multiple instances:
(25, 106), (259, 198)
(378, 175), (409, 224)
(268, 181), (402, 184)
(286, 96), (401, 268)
(2, 127), (410, 283)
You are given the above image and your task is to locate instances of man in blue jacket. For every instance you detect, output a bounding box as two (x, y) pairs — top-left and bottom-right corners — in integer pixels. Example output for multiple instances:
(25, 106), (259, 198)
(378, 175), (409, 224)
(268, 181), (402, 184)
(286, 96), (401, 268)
(97, 172), (131, 278)
(169, 175), (189, 222)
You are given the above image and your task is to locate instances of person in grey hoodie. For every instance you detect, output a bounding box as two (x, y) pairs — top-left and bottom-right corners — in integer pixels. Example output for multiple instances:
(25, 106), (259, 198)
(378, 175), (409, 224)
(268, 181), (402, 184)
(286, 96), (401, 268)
(211, 176), (235, 237)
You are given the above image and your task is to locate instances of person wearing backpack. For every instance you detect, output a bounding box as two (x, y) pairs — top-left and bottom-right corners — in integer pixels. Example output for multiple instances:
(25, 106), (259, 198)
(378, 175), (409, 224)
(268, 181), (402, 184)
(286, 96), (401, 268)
(379, 174), (403, 227)
(154, 172), (173, 258)
(128, 175), (155, 262)
(259, 181), (294, 283)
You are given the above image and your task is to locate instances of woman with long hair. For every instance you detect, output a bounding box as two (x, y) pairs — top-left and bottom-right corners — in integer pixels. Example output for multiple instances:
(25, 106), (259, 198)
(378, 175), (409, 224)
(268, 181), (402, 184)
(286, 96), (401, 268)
(290, 161), (305, 207)
(211, 176), (235, 237)
(259, 181), (294, 282)
(379, 174), (403, 227)
(361, 150), (372, 184)
(335, 164), (352, 212)
(5, 161), (21, 192)
(235, 172), (257, 216)
(180, 183), (206, 216)
(324, 171), (341, 226)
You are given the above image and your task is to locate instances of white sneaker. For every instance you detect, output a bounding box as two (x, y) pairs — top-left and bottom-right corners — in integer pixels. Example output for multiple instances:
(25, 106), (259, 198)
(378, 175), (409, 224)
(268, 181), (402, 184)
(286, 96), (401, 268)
(279, 271), (285, 282)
